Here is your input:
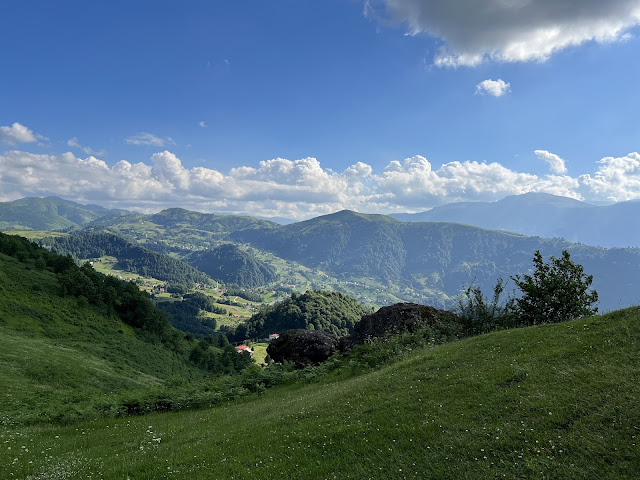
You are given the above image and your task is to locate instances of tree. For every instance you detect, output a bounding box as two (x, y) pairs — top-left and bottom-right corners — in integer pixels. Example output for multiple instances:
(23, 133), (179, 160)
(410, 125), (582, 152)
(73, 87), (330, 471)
(511, 250), (598, 325)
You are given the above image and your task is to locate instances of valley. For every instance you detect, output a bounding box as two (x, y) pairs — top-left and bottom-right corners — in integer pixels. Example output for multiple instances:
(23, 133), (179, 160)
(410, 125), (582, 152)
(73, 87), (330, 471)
(1, 195), (639, 479)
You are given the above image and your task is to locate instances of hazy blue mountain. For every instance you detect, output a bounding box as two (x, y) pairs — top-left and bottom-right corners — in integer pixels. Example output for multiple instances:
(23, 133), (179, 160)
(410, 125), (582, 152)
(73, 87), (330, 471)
(391, 193), (640, 248)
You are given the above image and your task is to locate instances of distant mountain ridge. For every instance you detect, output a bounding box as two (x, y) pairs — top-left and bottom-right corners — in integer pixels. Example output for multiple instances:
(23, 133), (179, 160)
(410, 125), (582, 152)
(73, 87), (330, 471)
(0, 196), (126, 231)
(391, 193), (640, 248)
(6, 195), (640, 311)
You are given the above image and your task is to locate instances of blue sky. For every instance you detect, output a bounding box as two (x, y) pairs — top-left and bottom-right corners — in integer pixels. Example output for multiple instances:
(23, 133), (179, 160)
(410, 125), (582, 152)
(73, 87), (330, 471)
(2, 0), (640, 218)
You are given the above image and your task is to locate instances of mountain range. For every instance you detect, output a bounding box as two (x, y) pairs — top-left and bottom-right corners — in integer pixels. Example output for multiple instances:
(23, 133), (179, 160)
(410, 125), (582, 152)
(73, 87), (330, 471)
(391, 192), (640, 248)
(3, 195), (640, 311)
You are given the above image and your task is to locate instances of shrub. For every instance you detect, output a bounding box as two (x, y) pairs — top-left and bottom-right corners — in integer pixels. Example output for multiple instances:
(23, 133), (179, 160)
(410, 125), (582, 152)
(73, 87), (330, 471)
(511, 250), (598, 325)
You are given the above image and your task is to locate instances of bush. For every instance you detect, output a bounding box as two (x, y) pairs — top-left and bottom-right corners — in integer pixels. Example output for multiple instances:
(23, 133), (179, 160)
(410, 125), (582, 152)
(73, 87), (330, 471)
(456, 278), (515, 333)
(511, 250), (598, 325)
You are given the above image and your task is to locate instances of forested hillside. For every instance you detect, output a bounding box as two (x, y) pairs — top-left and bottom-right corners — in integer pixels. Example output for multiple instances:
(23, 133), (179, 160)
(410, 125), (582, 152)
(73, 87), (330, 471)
(0, 232), (253, 423)
(42, 232), (211, 286)
(186, 243), (277, 287)
(232, 210), (640, 310)
(239, 290), (372, 338)
(7, 198), (640, 310)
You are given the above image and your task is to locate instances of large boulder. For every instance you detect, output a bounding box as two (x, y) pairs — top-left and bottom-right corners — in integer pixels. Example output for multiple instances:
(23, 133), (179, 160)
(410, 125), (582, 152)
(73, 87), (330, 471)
(267, 329), (339, 368)
(339, 302), (459, 351)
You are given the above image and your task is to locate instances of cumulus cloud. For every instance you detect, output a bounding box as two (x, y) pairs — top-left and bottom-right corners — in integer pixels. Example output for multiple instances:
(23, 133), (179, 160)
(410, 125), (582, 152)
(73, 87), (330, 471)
(376, 155), (580, 206)
(125, 132), (175, 147)
(3, 148), (640, 218)
(535, 149), (568, 174)
(67, 137), (107, 157)
(475, 79), (511, 97)
(580, 152), (640, 202)
(379, 0), (640, 66)
(0, 122), (46, 145)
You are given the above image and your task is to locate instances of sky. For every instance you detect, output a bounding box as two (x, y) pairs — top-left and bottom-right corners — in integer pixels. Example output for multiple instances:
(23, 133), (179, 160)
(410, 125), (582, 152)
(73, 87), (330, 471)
(1, 0), (640, 219)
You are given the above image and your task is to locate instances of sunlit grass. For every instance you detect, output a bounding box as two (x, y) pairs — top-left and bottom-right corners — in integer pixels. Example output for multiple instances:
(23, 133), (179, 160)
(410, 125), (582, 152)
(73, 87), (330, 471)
(2, 308), (639, 479)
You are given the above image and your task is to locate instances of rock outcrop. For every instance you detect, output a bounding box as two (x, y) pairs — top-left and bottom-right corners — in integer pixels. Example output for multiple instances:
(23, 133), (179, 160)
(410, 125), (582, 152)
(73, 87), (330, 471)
(266, 329), (339, 368)
(339, 302), (458, 351)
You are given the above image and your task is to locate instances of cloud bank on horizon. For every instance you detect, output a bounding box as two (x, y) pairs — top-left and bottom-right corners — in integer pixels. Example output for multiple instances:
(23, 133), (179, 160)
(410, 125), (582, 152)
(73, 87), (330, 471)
(1, 123), (639, 219)
(379, 0), (640, 66)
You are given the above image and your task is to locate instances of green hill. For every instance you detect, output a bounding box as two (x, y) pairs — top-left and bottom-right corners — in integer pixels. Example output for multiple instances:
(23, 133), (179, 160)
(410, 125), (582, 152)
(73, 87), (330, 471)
(0, 196), (120, 231)
(232, 210), (640, 311)
(185, 243), (277, 287)
(83, 208), (279, 254)
(43, 232), (212, 286)
(2, 304), (639, 478)
(0, 248), (198, 424)
(239, 290), (372, 338)
(0, 233), (255, 424)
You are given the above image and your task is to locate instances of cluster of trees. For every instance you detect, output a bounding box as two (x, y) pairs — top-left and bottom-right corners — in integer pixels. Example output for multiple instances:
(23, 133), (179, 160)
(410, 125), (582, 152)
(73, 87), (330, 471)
(157, 292), (226, 335)
(223, 286), (263, 302)
(186, 244), (277, 288)
(42, 232), (211, 286)
(231, 290), (372, 340)
(457, 250), (598, 334)
(188, 334), (252, 373)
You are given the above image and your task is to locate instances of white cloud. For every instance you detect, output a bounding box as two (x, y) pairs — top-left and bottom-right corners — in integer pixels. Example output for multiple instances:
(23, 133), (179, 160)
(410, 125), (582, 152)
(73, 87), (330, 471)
(535, 149), (568, 174)
(380, 0), (640, 66)
(580, 152), (640, 202)
(3, 148), (640, 218)
(198, 121), (207, 128)
(475, 79), (511, 97)
(376, 155), (581, 206)
(125, 132), (175, 147)
(67, 137), (107, 157)
(0, 122), (46, 145)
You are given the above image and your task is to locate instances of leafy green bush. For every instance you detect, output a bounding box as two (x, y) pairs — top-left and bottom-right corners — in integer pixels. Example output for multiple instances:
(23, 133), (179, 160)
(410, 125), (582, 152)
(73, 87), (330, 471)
(511, 250), (598, 325)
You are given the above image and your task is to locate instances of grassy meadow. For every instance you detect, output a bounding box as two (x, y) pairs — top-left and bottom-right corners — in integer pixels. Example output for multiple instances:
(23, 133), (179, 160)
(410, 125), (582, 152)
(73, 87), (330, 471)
(2, 307), (639, 479)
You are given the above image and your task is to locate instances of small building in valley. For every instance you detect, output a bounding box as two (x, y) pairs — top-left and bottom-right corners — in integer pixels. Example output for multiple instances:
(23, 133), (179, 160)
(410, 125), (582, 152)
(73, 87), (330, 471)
(235, 345), (253, 357)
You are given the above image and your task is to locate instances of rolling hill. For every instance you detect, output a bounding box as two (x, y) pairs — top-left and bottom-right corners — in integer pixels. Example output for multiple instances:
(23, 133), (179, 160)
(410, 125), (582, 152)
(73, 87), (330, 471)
(42, 232), (212, 286)
(0, 196), (124, 231)
(0, 233), (208, 424)
(185, 243), (277, 288)
(6, 197), (640, 311)
(2, 304), (638, 478)
(232, 209), (640, 311)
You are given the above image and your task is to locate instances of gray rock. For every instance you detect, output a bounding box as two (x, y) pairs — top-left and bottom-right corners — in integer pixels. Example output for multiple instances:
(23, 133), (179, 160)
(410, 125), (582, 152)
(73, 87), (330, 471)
(339, 302), (458, 351)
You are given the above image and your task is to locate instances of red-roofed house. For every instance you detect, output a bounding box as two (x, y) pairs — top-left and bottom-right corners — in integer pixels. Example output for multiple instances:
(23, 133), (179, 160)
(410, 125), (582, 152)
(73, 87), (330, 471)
(268, 333), (280, 341)
(235, 345), (253, 357)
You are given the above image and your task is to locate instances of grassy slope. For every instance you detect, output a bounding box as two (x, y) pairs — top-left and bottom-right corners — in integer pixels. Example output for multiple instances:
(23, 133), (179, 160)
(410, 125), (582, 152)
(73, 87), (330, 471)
(2, 308), (639, 479)
(0, 253), (202, 424)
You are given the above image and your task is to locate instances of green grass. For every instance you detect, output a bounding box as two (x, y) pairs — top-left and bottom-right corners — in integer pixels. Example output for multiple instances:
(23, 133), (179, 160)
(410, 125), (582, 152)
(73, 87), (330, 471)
(0, 253), (204, 424)
(251, 342), (269, 365)
(2, 308), (639, 478)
